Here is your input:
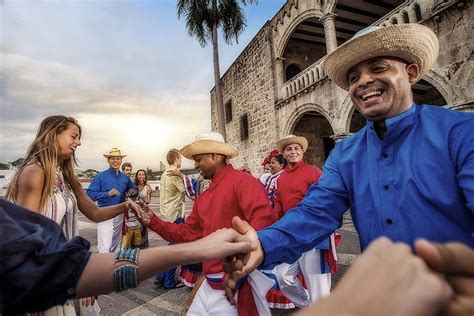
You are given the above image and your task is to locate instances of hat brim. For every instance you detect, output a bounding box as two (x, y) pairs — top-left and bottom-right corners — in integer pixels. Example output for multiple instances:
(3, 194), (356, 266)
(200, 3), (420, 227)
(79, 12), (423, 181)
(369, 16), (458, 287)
(180, 140), (239, 160)
(323, 24), (439, 90)
(277, 136), (308, 153)
(103, 154), (127, 158)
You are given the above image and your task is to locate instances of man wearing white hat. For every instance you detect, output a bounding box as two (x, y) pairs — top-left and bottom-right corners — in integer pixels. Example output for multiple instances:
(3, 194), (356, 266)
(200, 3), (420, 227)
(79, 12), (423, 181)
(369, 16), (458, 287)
(142, 132), (276, 315)
(271, 135), (334, 307)
(226, 23), (474, 314)
(87, 148), (137, 253)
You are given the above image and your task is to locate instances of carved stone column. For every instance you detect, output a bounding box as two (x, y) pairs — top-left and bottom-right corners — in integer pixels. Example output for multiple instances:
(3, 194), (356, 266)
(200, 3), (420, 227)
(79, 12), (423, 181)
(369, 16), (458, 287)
(274, 57), (286, 100)
(320, 13), (338, 54)
(407, 5), (418, 22)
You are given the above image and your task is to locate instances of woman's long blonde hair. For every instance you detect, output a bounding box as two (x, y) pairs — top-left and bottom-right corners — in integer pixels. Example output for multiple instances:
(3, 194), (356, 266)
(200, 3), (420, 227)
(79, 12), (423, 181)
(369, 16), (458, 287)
(6, 115), (82, 214)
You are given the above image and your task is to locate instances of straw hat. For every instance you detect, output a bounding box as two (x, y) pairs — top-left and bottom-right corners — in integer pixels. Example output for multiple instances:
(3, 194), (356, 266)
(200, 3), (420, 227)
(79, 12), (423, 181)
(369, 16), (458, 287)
(180, 131), (238, 160)
(103, 147), (127, 158)
(277, 135), (308, 153)
(323, 23), (439, 90)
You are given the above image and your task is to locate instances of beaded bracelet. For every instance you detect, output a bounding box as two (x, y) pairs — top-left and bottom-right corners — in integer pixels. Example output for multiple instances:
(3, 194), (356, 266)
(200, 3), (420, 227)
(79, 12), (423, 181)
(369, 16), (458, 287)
(113, 264), (139, 292)
(114, 248), (139, 264)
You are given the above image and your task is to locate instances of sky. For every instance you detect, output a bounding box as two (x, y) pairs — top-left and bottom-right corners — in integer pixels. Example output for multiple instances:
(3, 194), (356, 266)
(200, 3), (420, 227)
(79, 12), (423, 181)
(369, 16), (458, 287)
(0, 0), (285, 170)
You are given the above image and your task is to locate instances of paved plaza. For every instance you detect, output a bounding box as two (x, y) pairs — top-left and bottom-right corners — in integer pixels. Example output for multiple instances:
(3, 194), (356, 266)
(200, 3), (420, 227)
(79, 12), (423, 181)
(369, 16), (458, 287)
(79, 197), (361, 315)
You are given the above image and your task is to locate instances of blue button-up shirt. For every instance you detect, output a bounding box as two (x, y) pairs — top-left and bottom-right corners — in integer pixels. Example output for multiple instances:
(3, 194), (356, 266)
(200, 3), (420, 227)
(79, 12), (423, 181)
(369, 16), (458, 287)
(259, 104), (474, 266)
(86, 168), (136, 207)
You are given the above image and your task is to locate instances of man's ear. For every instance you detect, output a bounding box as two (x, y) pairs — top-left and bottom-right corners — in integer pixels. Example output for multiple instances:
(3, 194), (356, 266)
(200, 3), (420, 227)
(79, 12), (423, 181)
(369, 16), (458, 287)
(406, 63), (421, 85)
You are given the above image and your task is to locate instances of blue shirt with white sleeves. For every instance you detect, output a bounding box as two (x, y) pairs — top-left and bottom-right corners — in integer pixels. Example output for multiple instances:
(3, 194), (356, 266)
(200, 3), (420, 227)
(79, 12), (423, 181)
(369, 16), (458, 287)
(259, 104), (474, 267)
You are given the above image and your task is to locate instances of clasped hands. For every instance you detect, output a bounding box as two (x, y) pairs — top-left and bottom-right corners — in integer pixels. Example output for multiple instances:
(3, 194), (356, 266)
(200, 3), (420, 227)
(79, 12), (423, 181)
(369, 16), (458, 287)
(222, 217), (474, 316)
(124, 195), (150, 223)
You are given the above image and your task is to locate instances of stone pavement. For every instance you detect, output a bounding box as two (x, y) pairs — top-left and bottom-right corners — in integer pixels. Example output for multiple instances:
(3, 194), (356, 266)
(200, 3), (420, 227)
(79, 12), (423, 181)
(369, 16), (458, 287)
(79, 198), (360, 315)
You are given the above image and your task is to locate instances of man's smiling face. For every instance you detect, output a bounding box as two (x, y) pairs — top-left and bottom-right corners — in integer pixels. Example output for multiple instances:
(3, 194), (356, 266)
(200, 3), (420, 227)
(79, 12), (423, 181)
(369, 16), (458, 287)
(347, 57), (419, 123)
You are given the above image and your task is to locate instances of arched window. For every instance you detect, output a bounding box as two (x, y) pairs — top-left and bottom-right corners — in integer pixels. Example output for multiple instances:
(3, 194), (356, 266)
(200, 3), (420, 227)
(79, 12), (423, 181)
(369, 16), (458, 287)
(413, 79), (447, 106)
(292, 111), (334, 167)
(286, 64), (302, 81)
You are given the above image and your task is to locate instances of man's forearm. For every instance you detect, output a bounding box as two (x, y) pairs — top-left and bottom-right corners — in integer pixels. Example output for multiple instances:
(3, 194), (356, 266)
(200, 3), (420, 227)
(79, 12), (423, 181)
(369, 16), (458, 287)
(148, 214), (191, 243)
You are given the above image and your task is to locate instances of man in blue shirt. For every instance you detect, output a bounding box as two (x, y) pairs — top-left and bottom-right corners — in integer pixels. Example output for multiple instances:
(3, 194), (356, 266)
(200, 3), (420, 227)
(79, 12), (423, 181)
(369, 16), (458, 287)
(87, 148), (136, 253)
(225, 24), (474, 314)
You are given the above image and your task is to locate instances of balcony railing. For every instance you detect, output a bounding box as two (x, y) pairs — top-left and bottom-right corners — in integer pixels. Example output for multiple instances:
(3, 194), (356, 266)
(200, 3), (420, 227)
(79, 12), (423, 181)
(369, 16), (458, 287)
(280, 56), (327, 102)
(375, 0), (424, 26)
(278, 0), (427, 105)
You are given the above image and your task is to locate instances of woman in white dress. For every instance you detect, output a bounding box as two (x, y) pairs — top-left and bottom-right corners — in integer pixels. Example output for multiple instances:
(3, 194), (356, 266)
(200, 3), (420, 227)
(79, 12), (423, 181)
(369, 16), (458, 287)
(6, 115), (143, 315)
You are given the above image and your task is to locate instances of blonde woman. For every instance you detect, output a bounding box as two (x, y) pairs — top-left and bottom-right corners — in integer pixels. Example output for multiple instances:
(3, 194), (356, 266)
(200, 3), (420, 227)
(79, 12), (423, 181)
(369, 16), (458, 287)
(6, 115), (143, 316)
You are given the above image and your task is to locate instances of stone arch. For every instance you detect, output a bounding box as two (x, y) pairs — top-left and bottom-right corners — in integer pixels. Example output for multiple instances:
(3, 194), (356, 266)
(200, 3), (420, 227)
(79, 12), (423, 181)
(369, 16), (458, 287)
(283, 104), (335, 167)
(420, 71), (455, 105)
(413, 79), (448, 106)
(275, 10), (323, 59)
(340, 97), (366, 134)
(340, 95), (356, 133)
(341, 97), (366, 135)
(283, 103), (333, 136)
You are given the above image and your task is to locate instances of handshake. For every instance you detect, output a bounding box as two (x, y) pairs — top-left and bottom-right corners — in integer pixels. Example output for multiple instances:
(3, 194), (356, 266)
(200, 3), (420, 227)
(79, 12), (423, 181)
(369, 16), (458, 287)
(207, 217), (474, 316)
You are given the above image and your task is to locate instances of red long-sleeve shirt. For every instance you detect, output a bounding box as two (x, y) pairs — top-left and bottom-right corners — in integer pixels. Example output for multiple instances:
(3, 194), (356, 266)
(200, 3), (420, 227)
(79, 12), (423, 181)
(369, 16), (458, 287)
(148, 164), (275, 275)
(274, 161), (322, 220)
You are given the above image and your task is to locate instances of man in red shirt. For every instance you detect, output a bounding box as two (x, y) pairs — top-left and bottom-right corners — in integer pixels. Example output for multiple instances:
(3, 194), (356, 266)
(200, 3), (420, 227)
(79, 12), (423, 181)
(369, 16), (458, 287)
(142, 131), (276, 315)
(273, 135), (334, 307)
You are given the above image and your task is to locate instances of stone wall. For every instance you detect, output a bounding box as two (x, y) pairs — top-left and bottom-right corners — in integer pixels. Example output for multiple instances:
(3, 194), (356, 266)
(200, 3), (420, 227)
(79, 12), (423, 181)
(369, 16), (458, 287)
(211, 24), (279, 174)
(424, 1), (473, 107)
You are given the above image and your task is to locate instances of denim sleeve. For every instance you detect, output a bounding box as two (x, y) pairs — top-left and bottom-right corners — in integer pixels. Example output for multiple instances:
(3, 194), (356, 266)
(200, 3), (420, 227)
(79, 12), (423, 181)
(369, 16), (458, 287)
(86, 173), (108, 201)
(0, 200), (91, 314)
(258, 144), (349, 267)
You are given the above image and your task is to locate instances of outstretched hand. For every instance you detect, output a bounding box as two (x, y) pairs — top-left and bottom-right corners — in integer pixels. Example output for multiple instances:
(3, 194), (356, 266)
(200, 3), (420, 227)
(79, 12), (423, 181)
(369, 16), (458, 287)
(189, 228), (256, 262)
(415, 239), (474, 315)
(167, 169), (182, 178)
(135, 204), (154, 226)
(125, 198), (148, 221)
(223, 216), (264, 304)
(298, 237), (452, 316)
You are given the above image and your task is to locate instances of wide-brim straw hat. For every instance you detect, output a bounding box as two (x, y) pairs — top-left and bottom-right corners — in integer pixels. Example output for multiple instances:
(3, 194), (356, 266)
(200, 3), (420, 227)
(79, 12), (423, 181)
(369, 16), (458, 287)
(180, 131), (238, 160)
(323, 23), (439, 90)
(103, 147), (127, 158)
(277, 135), (308, 153)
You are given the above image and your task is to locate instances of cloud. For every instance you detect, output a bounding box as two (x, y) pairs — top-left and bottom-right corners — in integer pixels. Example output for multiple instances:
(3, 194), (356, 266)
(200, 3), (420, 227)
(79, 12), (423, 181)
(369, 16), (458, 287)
(0, 0), (286, 170)
(0, 52), (211, 169)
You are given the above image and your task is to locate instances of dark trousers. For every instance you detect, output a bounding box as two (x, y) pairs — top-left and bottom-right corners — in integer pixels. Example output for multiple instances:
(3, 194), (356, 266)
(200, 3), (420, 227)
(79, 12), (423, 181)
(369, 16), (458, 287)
(155, 217), (184, 289)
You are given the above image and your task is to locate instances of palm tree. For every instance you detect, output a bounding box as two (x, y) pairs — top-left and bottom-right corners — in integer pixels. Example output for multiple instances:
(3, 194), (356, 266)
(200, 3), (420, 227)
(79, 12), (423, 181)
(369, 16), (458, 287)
(177, 0), (258, 141)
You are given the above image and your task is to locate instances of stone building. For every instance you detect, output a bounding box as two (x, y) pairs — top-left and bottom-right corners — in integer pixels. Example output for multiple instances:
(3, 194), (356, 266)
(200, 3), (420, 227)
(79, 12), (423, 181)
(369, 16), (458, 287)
(210, 0), (473, 173)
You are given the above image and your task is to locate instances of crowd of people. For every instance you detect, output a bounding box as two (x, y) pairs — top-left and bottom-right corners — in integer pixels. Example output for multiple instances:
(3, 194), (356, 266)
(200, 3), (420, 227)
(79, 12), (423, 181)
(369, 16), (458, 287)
(1, 23), (474, 316)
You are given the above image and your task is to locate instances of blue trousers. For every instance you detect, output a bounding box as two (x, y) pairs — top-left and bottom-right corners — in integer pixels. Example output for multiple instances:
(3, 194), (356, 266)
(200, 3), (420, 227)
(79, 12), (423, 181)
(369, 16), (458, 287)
(155, 217), (185, 289)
